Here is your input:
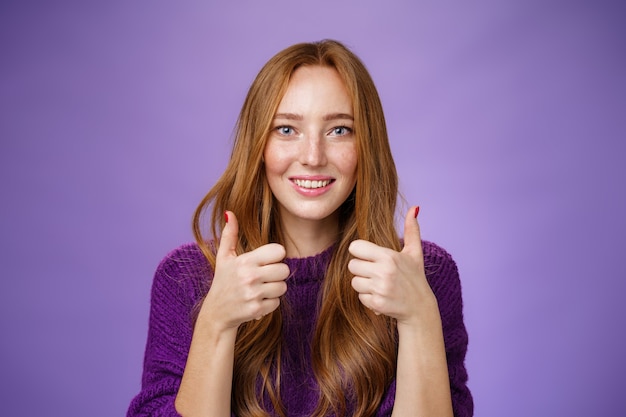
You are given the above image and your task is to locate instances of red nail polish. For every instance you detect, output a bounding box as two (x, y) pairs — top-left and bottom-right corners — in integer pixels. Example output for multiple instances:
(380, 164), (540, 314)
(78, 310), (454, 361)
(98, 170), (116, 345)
(414, 206), (420, 218)
(224, 211), (229, 223)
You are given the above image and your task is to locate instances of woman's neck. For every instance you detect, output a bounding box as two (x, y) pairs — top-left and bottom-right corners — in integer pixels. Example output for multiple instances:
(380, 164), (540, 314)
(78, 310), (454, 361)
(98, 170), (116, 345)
(280, 214), (339, 258)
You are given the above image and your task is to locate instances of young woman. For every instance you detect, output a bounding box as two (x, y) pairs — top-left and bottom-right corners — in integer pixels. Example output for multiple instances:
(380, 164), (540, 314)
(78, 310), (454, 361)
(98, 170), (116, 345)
(128, 40), (473, 417)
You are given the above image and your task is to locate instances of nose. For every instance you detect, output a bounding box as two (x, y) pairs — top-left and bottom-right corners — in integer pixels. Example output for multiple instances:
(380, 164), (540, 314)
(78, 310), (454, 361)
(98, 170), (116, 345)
(300, 133), (327, 167)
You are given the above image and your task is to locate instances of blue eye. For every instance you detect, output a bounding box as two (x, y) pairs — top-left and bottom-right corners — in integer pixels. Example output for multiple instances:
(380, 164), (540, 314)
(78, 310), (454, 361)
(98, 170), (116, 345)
(276, 126), (294, 135)
(331, 126), (352, 136)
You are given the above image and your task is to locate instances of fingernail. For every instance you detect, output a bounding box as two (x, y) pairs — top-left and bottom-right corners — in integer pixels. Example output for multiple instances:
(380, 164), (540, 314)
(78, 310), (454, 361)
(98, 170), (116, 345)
(224, 211), (229, 223)
(414, 206), (420, 218)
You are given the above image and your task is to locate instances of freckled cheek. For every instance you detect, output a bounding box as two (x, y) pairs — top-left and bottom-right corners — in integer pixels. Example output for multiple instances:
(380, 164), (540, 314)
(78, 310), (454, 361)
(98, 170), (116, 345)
(333, 146), (358, 179)
(263, 146), (295, 178)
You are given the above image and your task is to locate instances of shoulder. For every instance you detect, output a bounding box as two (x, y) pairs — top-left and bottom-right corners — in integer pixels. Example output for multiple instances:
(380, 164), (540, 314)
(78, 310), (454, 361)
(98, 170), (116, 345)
(420, 240), (465, 321)
(421, 240), (459, 279)
(150, 242), (213, 308)
(155, 242), (211, 277)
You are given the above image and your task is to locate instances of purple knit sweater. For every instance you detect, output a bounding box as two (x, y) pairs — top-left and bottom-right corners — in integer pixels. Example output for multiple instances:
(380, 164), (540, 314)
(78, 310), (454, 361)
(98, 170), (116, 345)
(127, 241), (473, 416)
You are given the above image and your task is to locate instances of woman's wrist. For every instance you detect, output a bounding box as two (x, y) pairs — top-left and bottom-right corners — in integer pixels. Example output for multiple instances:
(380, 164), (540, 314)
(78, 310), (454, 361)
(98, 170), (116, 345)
(396, 292), (442, 334)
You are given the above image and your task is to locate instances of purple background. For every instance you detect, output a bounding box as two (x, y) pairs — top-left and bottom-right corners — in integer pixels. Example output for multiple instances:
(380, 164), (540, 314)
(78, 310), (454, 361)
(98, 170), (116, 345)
(1, 1), (625, 416)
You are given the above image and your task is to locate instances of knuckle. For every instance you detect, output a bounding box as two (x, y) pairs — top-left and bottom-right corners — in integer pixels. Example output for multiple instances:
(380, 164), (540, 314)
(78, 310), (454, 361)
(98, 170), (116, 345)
(248, 305), (263, 319)
(377, 280), (392, 296)
(279, 264), (290, 278)
(379, 264), (396, 281)
(347, 259), (356, 272)
(267, 243), (286, 257)
(241, 285), (260, 302)
(240, 272), (258, 287)
(234, 255), (252, 271)
(380, 249), (394, 262)
(350, 276), (358, 289)
(370, 296), (385, 312)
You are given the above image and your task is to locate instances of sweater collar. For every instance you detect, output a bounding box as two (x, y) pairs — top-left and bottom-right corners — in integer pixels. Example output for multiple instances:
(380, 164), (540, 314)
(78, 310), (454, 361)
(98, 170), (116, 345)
(283, 244), (336, 284)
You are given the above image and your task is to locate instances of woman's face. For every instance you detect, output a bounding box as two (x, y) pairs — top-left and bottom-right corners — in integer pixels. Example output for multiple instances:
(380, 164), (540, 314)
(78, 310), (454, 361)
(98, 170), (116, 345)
(264, 65), (357, 228)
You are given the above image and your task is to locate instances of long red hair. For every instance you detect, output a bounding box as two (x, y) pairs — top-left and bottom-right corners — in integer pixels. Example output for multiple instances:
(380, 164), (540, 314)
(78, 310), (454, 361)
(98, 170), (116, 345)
(193, 39), (401, 417)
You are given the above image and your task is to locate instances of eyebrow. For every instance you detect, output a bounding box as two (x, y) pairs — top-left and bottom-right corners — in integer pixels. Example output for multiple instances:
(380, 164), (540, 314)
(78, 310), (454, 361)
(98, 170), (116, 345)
(323, 113), (354, 121)
(273, 112), (354, 121)
(273, 113), (303, 121)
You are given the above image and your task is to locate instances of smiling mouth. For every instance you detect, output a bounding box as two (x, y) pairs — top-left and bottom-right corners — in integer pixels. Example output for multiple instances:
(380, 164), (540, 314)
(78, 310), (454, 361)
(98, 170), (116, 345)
(292, 179), (334, 189)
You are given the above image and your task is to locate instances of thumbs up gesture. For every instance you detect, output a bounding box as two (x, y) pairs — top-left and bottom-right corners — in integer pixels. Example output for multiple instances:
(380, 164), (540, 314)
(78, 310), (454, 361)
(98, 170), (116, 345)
(200, 211), (290, 330)
(348, 206), (435, 326)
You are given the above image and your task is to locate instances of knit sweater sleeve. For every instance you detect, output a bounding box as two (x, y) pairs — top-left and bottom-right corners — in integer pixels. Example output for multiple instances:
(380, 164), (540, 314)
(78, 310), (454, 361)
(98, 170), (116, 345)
(127, 243), (211, 417)
(374, 241), (473, 417)
(423, 241), (474, 417)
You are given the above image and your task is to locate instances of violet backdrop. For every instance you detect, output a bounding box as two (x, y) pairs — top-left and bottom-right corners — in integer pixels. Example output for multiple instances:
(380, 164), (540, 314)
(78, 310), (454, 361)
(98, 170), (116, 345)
(1, 1), (624, 416)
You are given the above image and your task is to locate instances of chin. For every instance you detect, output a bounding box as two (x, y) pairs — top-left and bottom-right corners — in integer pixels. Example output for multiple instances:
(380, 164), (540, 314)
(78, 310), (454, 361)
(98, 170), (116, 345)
(283, 206), (341, 223)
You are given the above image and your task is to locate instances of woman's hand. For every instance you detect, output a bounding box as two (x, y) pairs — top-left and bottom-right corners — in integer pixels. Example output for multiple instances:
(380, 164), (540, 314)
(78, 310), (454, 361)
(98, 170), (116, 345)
(348, 206), (437, 326)
(349, 206), (453, 416)
(179, 211), (289, 416)
(199, 211), (290, 330)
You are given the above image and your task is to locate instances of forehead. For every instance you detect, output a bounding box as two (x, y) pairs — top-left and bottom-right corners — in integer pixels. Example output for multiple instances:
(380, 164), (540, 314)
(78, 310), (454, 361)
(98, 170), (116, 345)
(276, 65), (353, 114)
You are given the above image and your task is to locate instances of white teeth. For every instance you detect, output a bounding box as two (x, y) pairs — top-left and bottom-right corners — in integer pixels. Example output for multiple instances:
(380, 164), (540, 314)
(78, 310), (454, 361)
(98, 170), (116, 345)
(294, 179), (331, 189)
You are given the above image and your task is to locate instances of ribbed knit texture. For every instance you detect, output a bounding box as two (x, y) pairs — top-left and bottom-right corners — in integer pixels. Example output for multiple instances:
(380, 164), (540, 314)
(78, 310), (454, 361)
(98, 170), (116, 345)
(127, 241), (473, 417)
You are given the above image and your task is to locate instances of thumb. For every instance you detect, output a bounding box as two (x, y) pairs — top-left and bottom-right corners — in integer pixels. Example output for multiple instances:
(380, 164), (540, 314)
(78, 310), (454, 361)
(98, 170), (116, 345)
(216, 210), (239, 260)
(401, 206), (422, 257)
